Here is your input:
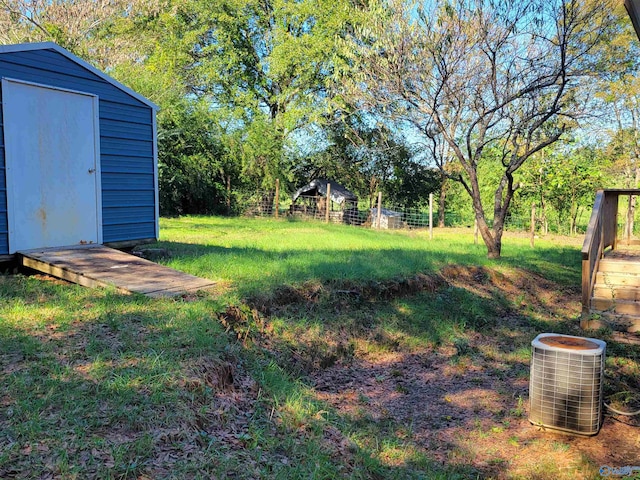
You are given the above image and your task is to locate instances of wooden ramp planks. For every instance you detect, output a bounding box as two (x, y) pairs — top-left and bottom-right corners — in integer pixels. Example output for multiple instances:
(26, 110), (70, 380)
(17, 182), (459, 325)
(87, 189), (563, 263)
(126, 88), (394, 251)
(18, 245), (215, 297)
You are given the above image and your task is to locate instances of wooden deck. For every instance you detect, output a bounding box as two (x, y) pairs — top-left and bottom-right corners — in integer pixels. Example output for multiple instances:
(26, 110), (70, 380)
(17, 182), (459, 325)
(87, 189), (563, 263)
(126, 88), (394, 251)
(18, 245), (215, 298)
(604, 247), (640, 260)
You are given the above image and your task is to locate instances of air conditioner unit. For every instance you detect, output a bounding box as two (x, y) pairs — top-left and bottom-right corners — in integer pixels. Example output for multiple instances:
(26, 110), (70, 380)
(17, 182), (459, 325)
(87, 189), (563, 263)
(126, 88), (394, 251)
(529, 333), (606, 436)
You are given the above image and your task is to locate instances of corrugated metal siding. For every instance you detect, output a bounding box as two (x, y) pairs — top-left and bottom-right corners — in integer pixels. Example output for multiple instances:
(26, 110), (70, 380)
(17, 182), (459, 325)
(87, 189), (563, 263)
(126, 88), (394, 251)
(0, 85), (7, 254)
(99, 99), (155, 243)
(0, 48), (157, 250)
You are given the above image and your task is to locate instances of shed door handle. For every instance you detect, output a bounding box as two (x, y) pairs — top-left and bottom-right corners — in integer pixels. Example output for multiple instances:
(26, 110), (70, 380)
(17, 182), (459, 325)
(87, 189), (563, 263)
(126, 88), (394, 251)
(88, 168), (96, 174)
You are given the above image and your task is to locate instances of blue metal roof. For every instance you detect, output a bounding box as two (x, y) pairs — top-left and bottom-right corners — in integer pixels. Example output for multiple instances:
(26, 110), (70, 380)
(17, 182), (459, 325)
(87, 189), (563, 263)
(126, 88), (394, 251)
(0, 42), (159, 110)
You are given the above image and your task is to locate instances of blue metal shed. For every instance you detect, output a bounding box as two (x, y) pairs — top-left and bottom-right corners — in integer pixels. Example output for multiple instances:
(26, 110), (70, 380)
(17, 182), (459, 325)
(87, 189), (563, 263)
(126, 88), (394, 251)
(0, 42), (159, 259)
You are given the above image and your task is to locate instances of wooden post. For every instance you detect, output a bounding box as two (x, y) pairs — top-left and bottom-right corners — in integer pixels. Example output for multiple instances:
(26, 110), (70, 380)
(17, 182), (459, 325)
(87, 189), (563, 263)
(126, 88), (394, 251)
(627, 194), (633, 244)
(612, 192), (619, 251)
(530, 203), (536, 248)
(376, 191), (383, 229)
(429, 193), (433, 239)
(325, 183), (331, 223)
(274, 178), (280, 219)
(474, 218), (478, 245)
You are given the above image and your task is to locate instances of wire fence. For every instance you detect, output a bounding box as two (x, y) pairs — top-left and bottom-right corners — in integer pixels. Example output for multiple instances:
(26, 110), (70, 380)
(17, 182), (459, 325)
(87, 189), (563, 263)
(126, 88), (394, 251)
(244, 191), (472, 231)
(243, 192), (436, 228)
(241, 188), (600, 237)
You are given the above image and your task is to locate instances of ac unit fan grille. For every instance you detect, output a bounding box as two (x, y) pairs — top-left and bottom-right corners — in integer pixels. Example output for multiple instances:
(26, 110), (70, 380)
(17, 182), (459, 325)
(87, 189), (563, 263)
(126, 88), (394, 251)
(529, 334), (605, 436)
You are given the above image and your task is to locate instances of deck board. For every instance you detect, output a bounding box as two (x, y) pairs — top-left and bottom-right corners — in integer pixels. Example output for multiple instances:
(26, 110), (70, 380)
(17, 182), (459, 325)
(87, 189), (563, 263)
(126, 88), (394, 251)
(18, 245), (215, 297)
(604, 247), (640, 260)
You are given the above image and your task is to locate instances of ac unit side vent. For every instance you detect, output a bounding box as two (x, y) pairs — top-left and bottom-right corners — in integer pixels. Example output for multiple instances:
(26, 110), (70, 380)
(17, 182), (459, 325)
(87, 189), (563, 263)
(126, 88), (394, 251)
(529, 333), (606, 436)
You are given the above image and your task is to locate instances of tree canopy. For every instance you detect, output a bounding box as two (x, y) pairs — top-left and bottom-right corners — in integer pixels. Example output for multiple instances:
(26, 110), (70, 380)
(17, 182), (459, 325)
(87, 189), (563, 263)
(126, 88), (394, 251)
(0, 0), (637, 255)
(344, 0), (619, 257)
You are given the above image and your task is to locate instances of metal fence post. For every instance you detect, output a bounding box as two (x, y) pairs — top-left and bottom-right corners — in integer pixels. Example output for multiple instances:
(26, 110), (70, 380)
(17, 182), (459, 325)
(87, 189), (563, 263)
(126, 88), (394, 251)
(226, 175), (231, 215)
(429, 193), (433, 239)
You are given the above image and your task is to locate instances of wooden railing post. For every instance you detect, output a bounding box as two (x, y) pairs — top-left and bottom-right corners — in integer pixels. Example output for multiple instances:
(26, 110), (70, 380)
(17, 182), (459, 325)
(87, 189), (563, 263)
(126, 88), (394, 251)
(611, 191), (619, 251)
(581, 190), (604, 316)
(581, 256), (591, 316)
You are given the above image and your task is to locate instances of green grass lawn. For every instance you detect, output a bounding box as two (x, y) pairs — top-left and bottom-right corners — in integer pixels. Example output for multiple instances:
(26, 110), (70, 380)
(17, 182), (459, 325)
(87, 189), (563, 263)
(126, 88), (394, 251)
(155, 216), (581, 295)
(0, 216), (637, 479)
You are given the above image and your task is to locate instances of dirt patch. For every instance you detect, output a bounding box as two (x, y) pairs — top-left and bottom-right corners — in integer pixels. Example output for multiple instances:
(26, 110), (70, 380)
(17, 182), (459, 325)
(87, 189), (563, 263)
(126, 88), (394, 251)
(28, 274), (71, 286)
(181, 356), (237, 392)
(248, 274), (447, 316)
(313, 343), (638, 479)
(214, 265), (637, 478)
(302, 266), (639, 479)
(140, 352), (265, 479)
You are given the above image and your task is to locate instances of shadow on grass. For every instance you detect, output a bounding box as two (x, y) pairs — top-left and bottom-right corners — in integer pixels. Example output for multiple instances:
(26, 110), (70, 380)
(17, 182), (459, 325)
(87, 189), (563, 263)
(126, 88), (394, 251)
(0, 230), (604, 479)
(0, 282), (488, 479)
(155, 215), (581, 279)
(0, 277), (625, 479)
(151, 240), (581, 299)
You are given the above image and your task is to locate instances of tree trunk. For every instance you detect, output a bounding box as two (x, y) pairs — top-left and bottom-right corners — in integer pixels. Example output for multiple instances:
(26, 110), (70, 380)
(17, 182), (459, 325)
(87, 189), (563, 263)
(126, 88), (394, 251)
(625, 195), (636, 242)
(484, 173), (515, 259)
(539, 193), (548, 235)
(476, 214), (502, 259)
(466, 172), (505, 259)
(570, 199), (578, 236)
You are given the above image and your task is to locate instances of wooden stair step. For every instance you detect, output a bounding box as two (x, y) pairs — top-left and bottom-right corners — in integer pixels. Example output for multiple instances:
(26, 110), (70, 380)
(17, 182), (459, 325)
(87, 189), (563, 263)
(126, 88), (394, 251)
(592, 313), (640, 333)
(591, 297), (640, 316)
(592, 285), (640, 301)
(582, 314), (640, 335)
(595, 271), (640, 287)
(610, 331), (640, 345)
(599, 258), (640, 275)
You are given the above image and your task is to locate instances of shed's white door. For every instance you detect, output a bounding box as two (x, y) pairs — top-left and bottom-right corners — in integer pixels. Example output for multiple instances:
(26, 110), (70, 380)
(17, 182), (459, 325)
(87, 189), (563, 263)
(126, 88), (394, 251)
(3, 79), (101, 253)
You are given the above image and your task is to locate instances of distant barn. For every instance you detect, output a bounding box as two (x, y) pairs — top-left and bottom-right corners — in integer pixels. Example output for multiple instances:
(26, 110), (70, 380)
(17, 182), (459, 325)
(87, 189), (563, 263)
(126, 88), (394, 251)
(0, 42), (158, 260)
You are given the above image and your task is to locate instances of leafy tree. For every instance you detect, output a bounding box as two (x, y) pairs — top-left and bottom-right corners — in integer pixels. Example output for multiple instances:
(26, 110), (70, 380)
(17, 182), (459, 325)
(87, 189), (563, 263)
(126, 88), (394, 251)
(187, 0), (365, 195)
(156, 100), (245, 215)
(599, 33), (640, 234)
(347, 0), (618, 258)
(114, 0), (365, 208)
(295, 115), (438, 208)
(596, 9), (640, 236)
(0, 0), (156, 66)
(518, 146), (610, 235)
